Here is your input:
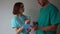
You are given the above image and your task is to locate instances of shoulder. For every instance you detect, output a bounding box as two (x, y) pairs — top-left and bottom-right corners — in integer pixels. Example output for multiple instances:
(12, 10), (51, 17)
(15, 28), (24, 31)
(48, 3), (59, 14)
(11, 15), (18, 22)
(49, 3), (58, 11)
(22, 15), (31, 20)
(23, 15), (28, 18)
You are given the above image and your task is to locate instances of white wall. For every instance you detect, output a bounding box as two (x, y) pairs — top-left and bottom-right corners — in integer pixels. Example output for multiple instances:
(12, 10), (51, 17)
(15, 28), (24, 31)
(0, 0), (60, 34)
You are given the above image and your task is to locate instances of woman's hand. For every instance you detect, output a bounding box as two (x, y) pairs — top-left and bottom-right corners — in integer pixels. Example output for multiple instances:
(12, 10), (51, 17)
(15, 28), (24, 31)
(14, 26), (24, 34)
(19, 26), (24, 31)
(26, 28), (31, 32)
(26, 26), (33, 32)
(25, 20), (30, 24)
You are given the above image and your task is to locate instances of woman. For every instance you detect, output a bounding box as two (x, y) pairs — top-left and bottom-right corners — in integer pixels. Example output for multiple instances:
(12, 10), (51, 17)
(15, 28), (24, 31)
(11, 2), (31, 34)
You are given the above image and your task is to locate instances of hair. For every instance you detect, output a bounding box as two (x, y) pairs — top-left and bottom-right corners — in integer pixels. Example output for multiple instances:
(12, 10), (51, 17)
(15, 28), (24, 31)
(13, 2), (23, 15)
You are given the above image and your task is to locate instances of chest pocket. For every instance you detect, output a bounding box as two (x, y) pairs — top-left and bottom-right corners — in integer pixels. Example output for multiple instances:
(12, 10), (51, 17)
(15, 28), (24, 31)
(38, 9), (51, 27)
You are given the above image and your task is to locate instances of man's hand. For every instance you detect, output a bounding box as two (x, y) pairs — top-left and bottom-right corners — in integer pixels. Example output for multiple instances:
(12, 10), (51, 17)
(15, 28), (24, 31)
(33, 26), (38, 31)
(33, 21), (38, 25)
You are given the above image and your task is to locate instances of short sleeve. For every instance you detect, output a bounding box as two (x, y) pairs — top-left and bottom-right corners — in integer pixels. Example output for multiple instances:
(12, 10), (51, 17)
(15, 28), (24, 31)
(11, 17), (18, 29)
(50, 8), (60, 25)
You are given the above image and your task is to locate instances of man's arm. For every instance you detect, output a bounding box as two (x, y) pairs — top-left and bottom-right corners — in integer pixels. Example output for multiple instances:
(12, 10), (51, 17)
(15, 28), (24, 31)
(33, 24), (58, 31)
(38, 24), (58, 31)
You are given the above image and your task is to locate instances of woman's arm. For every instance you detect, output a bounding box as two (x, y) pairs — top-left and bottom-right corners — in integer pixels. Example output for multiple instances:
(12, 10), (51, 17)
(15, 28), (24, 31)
(14, 26), (24, 34)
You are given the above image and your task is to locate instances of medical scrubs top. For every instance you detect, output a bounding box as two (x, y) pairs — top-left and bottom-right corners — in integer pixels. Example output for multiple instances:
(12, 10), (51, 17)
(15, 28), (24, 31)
(36, 3), (60, 34)
(11, 15), (29, 34)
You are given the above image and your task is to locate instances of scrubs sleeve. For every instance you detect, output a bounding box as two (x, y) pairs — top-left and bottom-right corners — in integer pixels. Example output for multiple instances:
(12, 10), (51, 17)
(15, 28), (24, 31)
(11, 17), (18, 29)
(50, 8), (60, 25)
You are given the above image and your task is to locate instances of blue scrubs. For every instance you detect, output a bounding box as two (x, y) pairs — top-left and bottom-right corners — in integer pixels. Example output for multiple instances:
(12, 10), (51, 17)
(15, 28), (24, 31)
(11, 15), (29, 34)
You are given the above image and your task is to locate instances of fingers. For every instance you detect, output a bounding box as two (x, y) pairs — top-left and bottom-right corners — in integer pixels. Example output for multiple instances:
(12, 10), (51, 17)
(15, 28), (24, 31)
(32, 26), (37, 31)
(25, 20), (30, 24)
(26, 29), (31, 32)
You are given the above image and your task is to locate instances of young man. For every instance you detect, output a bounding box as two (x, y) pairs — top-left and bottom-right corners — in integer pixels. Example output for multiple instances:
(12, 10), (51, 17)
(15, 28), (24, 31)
(33, 0), (60, 34)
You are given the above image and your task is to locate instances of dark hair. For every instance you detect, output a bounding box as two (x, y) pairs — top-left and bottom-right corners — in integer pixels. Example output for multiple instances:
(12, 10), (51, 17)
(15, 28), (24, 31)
(13, 2), (23, 15)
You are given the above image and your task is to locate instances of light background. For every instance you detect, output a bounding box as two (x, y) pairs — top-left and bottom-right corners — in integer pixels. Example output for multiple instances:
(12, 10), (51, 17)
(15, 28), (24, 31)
(0, 0), (60, 34)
